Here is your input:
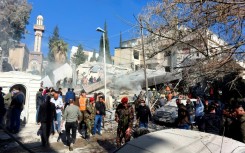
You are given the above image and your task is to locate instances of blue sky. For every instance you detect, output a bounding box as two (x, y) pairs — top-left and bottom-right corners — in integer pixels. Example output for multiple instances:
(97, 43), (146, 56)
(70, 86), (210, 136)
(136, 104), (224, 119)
(22, 0), (149, 57)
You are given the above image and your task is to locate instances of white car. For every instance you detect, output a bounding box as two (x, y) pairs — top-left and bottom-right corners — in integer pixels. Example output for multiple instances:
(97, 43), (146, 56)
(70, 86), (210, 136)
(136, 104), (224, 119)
(115, 129), (245, 153)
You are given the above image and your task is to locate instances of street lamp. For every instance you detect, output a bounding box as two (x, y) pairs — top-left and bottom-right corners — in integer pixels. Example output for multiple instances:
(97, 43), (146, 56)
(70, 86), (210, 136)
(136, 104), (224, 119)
(96, 27), (107, 100)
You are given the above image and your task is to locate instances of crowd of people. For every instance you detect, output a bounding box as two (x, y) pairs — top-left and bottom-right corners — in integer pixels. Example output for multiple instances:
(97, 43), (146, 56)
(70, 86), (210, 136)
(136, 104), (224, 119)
(171, 95), (245, 144)
(2, 83), (245, 151)
(41, 85), (245, 148)
(35, 86), (153, 150)
(142, 85), (245, 145)
(35, 87), (107, 151)
(81, 75), (101, 86)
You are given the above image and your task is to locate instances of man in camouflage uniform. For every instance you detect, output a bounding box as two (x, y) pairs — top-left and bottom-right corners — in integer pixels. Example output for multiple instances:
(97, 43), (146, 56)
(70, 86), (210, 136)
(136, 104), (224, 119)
(89, 97), (96, 133)
(85, 100), (93, 141)
(115, 97), (134, 148)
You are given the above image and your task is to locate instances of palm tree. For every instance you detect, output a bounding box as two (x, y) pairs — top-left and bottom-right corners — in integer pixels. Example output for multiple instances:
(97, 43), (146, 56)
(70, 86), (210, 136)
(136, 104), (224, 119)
(50, 39), (68, 64)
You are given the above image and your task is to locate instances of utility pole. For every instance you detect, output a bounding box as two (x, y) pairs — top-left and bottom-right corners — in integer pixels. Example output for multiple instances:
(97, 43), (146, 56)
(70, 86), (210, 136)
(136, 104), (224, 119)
(72, 64), (76, 88)
(140, 18), (150, 108)
(0, 47), (2, 72)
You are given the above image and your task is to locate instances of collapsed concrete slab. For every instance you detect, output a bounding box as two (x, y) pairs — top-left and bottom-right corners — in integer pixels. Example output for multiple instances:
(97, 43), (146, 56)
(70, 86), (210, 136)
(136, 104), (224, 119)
(52, 63), (72, 85)
(41, 75), (53, 87)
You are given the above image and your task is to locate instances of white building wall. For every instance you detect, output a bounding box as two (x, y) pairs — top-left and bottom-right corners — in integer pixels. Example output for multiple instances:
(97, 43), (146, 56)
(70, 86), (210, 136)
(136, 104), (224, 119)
(0, 72), (41, 124)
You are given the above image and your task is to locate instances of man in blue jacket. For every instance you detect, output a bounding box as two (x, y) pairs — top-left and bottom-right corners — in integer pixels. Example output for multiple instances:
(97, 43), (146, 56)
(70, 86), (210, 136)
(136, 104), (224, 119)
(65, 88), (75, 108)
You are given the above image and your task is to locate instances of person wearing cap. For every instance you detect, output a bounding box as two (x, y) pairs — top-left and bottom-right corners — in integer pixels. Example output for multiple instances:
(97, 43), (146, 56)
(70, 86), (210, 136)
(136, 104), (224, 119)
(93, 95), (106, 136)
(115, 96), (134, 148)
(62, 99), (82, 151)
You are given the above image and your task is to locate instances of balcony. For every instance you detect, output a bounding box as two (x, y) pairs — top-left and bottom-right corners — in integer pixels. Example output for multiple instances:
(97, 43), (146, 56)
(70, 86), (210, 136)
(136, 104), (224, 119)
(33, 25), (45, 31)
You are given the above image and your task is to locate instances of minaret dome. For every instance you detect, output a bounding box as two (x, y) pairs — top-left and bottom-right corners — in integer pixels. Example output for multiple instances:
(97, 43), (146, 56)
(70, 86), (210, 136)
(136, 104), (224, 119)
(37, 15), (43, 25)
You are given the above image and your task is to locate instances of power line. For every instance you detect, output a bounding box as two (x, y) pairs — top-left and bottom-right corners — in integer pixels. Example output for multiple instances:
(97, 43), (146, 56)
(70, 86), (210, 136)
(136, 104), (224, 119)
(24, 25), (138, 52)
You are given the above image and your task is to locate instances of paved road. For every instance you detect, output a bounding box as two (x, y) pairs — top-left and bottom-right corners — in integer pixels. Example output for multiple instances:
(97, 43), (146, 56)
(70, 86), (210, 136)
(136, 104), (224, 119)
(0, 120), (168, 153)
(0, 123), (117, 153)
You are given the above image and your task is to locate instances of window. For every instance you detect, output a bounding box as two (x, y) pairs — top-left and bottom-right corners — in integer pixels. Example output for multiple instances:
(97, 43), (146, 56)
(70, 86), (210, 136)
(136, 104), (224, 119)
(135, 64), (139, 71)
(133, 50), (139, 59)
(164, 51), (171, 57)
(165, 66), (171, 72)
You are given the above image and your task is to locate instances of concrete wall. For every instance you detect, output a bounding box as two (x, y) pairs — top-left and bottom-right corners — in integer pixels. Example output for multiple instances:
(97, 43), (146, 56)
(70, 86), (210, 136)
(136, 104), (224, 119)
(114, 47), (142, 70)
(0, 71), (41, 124)
(9, 44), (29, 71)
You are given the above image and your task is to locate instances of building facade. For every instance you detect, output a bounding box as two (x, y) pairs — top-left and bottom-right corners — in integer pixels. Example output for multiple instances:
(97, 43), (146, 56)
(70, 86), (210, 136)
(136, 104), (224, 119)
(8, 43), (29, 71)
(114, 38), (143, 71)
(113, 29), (226, 73)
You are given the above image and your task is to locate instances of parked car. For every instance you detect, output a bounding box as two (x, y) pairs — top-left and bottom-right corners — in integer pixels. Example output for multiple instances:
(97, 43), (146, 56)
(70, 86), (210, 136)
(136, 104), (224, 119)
(153, 105), (178, 124)
(153, 98), (197, 124)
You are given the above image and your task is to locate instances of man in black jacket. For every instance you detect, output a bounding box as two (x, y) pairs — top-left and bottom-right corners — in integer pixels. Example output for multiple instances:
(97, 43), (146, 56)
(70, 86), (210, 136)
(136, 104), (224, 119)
(93, 95), (106, 135)
(136, 99), (152, 128)
(0, 87), (5, 127)
(38, 96), (57, 147)
(203, 103), (222, 135)
(36, 88), (44, 124)
(9, 88), (25, 134)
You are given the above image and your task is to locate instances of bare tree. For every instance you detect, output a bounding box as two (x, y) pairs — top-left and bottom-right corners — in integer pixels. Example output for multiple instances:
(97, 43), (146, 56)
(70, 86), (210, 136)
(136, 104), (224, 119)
(137, 0), (245, 86)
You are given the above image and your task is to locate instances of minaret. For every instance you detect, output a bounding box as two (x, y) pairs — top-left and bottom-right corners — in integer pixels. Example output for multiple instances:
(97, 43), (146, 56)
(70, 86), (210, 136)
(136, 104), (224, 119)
(34, 15), (45, 52)
(28, 15), (45, 75)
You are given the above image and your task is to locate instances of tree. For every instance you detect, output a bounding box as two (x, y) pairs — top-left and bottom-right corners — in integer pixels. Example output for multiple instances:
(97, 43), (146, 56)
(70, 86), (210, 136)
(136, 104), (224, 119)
(72, 44), (87, 66)
(138, 0), (245, 86)
(97, 21), (112, 63)
(48, 26), (68, 64)
(0, 0), (31, 71)
(48, 26), (59, 62)
(90, 50), (97, 62)
(50, 39), (68, 64)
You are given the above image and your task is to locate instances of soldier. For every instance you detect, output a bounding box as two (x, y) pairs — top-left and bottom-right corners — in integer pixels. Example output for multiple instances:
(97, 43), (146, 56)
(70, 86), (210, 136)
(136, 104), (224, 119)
(115, 97), (134, 148)
(89, 97), (96, 134)
(84, 99), (93, 141)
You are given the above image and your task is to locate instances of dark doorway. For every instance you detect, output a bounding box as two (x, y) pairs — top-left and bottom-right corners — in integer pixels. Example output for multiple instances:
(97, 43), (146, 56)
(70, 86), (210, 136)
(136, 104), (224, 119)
(9, 84), (27, 125)
(10, 84), (26, 96)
